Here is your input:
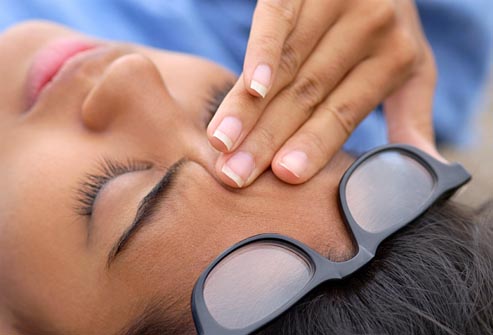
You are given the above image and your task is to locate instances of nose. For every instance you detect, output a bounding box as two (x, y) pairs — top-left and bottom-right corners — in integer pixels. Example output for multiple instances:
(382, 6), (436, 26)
(81, 53), (183, 134)
(80, 52), (220, 176)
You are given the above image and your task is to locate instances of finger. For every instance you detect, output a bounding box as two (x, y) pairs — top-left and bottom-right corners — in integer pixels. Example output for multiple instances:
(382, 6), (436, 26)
(208, 1), (339, 154)
(244, 0), (304, 98)
(383, 47), (444, 160)
(272, 55), (406, 184)
(214, 22), (372, 188)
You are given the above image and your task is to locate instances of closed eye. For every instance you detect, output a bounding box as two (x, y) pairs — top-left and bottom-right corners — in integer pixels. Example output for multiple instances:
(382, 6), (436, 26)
(74, 158), (152, 217)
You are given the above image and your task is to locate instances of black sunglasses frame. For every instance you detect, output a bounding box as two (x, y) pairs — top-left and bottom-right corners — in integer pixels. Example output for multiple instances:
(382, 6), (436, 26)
(191, 144), (471, 335)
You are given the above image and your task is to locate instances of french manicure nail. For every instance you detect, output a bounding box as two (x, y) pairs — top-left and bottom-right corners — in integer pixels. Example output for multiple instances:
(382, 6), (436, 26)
(279, 151), (308, 178)
(250, 64), (271, 98)
(212, 116), (242, 151)
(221, 151), (255, 187)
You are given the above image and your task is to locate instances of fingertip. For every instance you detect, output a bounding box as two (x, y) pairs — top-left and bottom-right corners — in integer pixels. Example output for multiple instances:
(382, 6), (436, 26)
(208, 116), (243, 152)
(214, 154), (241, 188)
(215, 151), (256, 189)
(220, 164), (245, 188)
(249, 80), (268, 98)
(413, 139), (449, 164)
(388, 128), (448, 163)
(429, 148), (449, 164)
(279, 150), (308, 175)
(248, 63), (272, 98)
(273, 162), (306, 185)
(273, 151), (310, 185)
(208, 135), (231, 153)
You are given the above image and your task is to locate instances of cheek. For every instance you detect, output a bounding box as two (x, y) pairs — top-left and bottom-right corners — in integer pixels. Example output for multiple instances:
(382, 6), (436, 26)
(106, 179), (245, 319)
(0, 21), (87, 113)
(110, 202), (229, 301)
(102, 214), (214, 327)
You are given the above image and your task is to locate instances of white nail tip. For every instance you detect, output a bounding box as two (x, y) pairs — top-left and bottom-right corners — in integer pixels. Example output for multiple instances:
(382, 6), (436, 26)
(279, 162), (301, 178)
(250, 80), (267, 98)
(213, 130), (233, 151)
(221, 165), (244, 187)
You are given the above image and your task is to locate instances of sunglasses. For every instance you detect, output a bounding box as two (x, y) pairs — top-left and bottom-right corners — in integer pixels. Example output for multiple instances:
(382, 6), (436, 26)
(191, 144), (471, 335)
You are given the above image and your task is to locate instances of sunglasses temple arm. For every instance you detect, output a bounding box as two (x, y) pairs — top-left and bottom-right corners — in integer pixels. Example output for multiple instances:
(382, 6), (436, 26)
(438, 163), (471, 199)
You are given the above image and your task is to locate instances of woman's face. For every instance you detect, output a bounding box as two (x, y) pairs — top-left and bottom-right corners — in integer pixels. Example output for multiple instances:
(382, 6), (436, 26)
(0, 22), (355, 334)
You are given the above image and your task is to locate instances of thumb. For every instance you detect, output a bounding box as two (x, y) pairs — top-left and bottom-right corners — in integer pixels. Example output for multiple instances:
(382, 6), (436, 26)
(383, 56), (446, 162)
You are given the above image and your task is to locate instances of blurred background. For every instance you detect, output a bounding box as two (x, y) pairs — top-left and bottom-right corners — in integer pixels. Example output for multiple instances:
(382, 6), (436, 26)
(0, 2), (491, 207)
(444, 76), (492, 207)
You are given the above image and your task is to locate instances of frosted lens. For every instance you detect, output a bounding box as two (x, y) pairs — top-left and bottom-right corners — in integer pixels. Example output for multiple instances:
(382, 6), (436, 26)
(203, 241), (312, 329)
(346, 151), (434, 233)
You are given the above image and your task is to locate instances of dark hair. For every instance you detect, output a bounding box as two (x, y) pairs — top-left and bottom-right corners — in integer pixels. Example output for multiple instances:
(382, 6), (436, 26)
(256, 201), (493, 335)
(124, 201), (493, 335)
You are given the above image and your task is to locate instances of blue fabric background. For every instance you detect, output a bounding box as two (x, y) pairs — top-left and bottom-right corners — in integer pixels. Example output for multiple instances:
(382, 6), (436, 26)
(1, 0), (491, 153)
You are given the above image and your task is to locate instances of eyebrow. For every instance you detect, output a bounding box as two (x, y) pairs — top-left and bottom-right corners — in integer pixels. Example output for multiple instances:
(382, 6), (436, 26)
(106, 158), (187, 267)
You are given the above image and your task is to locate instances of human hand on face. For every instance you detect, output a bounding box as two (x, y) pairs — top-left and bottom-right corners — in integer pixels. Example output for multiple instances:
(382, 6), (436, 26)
(207, 0), (439, 188)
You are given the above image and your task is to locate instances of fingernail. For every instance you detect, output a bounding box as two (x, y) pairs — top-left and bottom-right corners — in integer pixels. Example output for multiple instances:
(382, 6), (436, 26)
(221, 152), (255, 187)
(212, 116), (242, 151)
(279, 151), (308, 178)
(250, 64), (271, 98)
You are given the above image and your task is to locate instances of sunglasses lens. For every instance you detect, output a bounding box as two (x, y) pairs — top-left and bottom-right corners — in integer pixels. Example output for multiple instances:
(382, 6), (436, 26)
(203, 241), (313, 330)
(346, 151), (434, 233)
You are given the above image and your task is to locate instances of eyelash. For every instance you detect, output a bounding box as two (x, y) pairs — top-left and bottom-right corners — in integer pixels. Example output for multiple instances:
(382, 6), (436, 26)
(205, 83), (233, 123)
(75, 84), (232, 217)
(75, 158), (152, 217)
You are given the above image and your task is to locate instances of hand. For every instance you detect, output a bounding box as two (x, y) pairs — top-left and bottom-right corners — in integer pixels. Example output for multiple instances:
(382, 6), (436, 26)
(207, 0), (438, 188)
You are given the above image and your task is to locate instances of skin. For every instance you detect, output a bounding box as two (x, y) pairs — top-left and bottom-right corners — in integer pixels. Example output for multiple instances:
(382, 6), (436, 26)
(0, 22), (356, 334)
(209, 0), (440, 188)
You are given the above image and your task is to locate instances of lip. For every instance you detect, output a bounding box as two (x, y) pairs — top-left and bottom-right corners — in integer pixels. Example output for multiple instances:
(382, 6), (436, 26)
(26, 38), (102, 108)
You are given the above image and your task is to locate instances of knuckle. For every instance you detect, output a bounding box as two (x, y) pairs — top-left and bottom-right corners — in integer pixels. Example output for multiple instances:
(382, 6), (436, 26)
(300, 130), (331, 157)
(325, 103), (358, 137)
(262, 0), (298, 27)
(222, 85), (249, 107)
(253, 125), (278, 153)
(279, 42), (301, 78)
(407, 44), (437, 89)
(391, 29), (420, 69)
(256, 34), (282, 57)
(365, 0), (397, 31)
(289, 75), (325, 111)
